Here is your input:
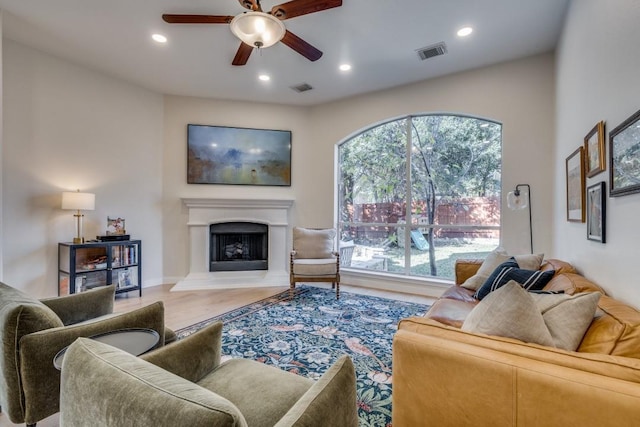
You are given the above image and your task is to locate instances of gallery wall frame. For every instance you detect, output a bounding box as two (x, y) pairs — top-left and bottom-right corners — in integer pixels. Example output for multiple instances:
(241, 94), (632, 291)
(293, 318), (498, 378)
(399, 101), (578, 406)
(565, 146), (585, 222)
(587, 181), (606, 243)
(187, 124), (292, 186)
(609, 108), (640, 197)
(584, 121), (606, 178)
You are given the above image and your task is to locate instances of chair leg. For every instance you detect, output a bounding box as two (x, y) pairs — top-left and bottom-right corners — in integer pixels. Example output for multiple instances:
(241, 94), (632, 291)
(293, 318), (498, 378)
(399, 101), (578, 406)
(289, 281), (296, 300)
(336, 282), (340, 300)
(27, 423), (36, 427)
(331, 282), (335, 289)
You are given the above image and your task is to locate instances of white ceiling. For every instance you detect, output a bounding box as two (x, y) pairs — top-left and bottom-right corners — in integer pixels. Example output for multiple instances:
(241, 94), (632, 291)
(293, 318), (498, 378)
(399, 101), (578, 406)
(0, 0), (570, 106)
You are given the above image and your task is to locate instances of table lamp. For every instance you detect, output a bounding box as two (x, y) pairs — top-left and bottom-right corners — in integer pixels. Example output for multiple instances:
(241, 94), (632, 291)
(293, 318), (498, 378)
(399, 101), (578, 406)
(62, 190), (95, 243)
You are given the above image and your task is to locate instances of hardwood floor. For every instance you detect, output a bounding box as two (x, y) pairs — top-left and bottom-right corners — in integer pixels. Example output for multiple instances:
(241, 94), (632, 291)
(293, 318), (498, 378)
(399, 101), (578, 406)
(0, 283), (434, 427)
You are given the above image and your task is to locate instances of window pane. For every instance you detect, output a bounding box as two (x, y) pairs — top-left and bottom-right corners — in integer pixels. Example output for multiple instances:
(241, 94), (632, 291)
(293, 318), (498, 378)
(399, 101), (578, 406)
(338, 114), (502, 281)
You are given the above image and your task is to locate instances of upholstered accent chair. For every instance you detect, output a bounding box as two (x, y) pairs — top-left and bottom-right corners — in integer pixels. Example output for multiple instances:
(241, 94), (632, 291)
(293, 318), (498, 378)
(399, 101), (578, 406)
(60, 322), (359, 427)
(290, 227), (341, 299)
(0, 282), (175, 427)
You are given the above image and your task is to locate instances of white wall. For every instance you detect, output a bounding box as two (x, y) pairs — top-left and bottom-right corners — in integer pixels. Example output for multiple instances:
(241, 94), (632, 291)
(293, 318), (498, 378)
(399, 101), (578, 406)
(311, 53), (557, 257)
(2, 40), (164, 297)
(2, 38), (556, 296)
(161, 55), (555, 286)
(555, 0), (640, 307)
(161, 96), (313, 280)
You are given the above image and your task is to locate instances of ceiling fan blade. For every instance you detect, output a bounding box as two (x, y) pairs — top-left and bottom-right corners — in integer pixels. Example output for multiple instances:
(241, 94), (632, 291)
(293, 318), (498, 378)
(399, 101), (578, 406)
(270, 0), (342, 20)
(238, 0), (262, 11)
(232, 43), (254, 66)
(281, 30), (322, 61)
(162, 14), (233, 24)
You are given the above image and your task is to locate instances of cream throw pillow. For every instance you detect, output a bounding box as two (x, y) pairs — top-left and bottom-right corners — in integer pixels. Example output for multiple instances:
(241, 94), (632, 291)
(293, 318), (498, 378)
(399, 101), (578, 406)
(531, 291), (601, 351)
(461, 249), (545, 291)
(292, 227), (336, 259)
(462, 281), (555, 347)
(460, 248), (511, 290)
(513, 253), (544, 270)
(462, 281), (600, 351)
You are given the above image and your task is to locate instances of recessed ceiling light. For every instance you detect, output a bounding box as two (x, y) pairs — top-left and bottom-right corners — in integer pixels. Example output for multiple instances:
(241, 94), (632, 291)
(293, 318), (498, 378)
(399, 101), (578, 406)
(339, 64), (352, 72)
(457, 27), (473, 37)
(258, 74), (270, 81)
(152, 34), (167, 43)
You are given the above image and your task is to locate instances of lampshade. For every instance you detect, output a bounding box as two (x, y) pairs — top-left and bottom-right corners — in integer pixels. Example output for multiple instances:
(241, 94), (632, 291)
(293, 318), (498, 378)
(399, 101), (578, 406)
(507, 189), (528, 210)
(62, 191), (95, 211)
(230, 11), (286, 48)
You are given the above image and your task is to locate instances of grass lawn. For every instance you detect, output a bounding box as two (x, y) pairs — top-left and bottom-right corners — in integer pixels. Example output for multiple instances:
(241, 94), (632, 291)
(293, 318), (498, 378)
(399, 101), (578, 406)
(354, 238), (498, 280)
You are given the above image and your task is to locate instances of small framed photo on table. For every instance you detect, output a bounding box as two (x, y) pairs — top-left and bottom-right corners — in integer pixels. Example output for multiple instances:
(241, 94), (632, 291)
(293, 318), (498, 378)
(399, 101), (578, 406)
(586, 182), (606, 243)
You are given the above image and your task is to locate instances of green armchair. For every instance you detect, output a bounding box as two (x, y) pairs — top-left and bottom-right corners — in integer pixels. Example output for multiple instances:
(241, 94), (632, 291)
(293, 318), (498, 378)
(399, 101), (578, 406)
(60, 322), (359, 426)
(0, 282), (175, 426)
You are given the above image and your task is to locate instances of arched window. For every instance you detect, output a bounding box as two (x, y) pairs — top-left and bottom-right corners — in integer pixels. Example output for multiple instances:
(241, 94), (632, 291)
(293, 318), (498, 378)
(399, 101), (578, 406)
(337, 114), (502, 280)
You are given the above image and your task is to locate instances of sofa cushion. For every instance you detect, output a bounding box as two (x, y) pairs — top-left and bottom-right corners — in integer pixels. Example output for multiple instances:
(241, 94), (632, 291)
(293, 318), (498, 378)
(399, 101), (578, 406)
(530, 291), (601, 351)
(424, 298), (477, 328)
(474, 261), (555, 300)
(540, 259), (577, 275)
(292, 227), (336, 259)
(543, 272), (604, 295)
(462, 281), (555, 347)
(578, 295), (640, 358)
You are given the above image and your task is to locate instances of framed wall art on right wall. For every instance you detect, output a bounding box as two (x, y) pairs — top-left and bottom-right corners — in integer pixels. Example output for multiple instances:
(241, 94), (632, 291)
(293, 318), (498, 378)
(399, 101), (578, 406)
(587, 181), (606, 243)
(610, 108), (640, 197)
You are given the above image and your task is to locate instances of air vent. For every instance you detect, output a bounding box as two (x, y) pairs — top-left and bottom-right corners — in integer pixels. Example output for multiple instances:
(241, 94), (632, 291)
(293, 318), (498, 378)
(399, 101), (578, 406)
(291, 83), (313, 93)
(416, 42), (447, 61)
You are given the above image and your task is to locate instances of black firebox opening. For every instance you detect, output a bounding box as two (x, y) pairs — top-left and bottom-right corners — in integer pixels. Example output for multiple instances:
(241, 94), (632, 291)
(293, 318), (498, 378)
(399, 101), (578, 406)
(210, 222), (268, 272)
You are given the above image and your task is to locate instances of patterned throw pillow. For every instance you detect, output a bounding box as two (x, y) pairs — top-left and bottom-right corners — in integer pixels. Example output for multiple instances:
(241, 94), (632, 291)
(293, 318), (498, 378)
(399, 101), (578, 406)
(474, 259), (555, 300)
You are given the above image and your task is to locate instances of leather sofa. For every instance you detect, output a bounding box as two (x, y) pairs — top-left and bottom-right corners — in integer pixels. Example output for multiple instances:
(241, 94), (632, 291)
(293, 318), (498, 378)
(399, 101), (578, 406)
(392, 259), (640, 427)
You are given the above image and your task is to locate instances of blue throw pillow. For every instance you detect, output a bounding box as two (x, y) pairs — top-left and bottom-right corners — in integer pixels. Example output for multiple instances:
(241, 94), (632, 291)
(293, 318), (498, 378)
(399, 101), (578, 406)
(474, 259), (555, 300)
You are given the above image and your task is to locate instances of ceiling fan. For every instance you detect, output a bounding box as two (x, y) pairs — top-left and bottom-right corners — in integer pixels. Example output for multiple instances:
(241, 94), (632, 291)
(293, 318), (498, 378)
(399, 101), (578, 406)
(162, 0), (343, 66)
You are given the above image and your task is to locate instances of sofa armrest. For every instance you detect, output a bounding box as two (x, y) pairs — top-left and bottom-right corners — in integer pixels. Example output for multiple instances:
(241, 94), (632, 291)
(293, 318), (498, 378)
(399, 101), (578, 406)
(392, 318), (640, 427)
(454, 259), (483, 285)
(18, 301), (165, 424)
(141, 322), (222, 383)
(275, 355), (358, 427)
(40, 285), (115, 325)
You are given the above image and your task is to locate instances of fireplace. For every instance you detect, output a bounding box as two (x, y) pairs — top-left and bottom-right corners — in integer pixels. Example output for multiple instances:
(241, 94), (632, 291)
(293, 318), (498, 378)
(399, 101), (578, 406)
(210, 222), (268, 271)
(172, 197), (294, 291)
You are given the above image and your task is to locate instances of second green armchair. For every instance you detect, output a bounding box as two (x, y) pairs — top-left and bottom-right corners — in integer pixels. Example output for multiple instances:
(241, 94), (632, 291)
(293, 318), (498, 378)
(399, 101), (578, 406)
(60, 321), (359, 427)
(0, 282), (175, 426)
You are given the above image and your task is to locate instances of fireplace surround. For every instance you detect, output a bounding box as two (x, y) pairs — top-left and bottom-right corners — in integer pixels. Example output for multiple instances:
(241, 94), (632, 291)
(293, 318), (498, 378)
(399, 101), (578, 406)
(172, 198), (294, 291)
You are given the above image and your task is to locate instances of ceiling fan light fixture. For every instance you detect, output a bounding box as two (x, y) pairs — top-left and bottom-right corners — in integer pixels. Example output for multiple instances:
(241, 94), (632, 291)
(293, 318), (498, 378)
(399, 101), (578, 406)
(230, 11), (286, 49)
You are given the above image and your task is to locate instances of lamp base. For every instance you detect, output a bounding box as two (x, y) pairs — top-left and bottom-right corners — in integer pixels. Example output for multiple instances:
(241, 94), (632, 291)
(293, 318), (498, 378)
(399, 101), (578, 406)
(73, 237), (83, 244)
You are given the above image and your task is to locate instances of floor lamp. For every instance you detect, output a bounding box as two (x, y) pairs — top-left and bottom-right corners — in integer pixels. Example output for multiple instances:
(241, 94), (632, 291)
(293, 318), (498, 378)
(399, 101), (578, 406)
(507, 184), (532, 254)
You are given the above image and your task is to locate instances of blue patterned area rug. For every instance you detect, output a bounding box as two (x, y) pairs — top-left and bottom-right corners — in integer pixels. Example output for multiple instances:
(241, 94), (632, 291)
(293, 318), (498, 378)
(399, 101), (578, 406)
(176, 285), (429, 427)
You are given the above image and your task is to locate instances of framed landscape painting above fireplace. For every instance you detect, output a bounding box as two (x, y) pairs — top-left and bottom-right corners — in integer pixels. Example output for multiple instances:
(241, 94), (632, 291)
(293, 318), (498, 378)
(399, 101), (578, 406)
(187, 124), (292, 186)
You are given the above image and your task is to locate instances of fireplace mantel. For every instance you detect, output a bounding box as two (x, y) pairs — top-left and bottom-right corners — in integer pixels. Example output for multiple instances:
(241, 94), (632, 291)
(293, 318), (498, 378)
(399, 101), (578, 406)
(172, 197), (294, 291)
